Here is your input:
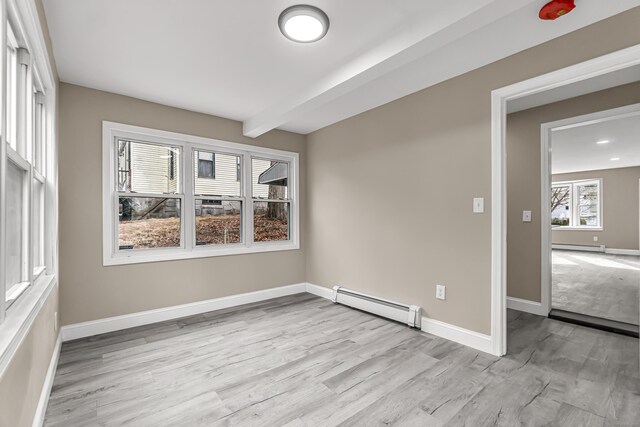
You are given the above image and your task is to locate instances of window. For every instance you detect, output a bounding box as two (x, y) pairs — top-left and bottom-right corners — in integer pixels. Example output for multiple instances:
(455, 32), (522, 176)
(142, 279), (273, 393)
(551, 179), (602, 229)
(194, 150), (243, 247)
(2, 16), (53, 315)
(252, 159), (290, 242)
(103, 122), (299, 265)
(5, 160), (27, 307)
(6, 25), (18, 151)
(116, 139), (182, 250)
(197, 151), (215, 179)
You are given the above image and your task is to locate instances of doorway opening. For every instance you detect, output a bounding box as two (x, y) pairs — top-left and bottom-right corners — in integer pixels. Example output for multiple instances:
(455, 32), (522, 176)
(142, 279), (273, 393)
(543, 105), (640, 337)
(491, 44), (640, 356)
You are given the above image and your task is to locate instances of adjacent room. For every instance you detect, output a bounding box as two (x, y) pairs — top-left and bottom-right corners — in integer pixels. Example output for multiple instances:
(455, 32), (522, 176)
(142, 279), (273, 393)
(1, 1), (640, 426)
(550, 108), (640, 332)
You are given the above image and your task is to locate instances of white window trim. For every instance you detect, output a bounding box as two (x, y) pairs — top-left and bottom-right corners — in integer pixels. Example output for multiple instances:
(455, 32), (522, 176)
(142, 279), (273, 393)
(552, 178), (603, 231)
(102, 121), (300, 266)
(1, 0), (59, 377)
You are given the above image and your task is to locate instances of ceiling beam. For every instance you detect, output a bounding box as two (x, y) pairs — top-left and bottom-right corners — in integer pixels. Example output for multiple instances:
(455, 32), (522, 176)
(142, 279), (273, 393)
(242, 0), (539, 137)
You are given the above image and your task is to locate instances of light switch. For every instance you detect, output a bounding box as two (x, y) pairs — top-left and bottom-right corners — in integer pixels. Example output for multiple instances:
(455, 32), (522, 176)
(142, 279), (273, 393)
(473, 198), (484, 214)
(522, 210), (532, 222)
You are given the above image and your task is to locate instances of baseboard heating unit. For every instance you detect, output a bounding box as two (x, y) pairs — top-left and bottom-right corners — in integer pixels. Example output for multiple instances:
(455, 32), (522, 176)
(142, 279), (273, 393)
(331, 286), (422, 328)
(552, 244), (605, 253)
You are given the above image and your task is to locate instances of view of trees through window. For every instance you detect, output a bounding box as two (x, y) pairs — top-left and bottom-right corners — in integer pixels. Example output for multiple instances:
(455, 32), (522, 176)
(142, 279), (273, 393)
(551, 186), (571, 226)
(551, 180), (600, 228)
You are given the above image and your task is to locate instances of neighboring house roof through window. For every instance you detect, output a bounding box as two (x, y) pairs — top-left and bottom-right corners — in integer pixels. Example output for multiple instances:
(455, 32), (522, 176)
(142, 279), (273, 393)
(258, 162), (288, 186)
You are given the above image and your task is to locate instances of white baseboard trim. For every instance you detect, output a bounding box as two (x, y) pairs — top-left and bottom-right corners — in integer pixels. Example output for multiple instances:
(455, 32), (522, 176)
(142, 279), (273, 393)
(305, 282), (494, 355)
(507, 297), (549, 317)
(304, 283), (334, 299)
(552, 244), (640, 256)
(32, 333), (61, 427)
(61, 283), (307, 342)
(420, 317), (493, 355)
(60, 282), (497, 356)
(552, 244), (604, 252)
(604, 248), (640, 256)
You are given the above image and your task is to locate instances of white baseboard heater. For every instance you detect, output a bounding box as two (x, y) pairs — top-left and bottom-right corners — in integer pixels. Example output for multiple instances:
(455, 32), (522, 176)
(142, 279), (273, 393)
(331, 286), (422, 328)
(552, 244), (605, 253)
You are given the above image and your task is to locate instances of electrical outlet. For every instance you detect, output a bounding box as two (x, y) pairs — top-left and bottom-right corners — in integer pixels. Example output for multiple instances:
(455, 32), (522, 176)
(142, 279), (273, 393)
(436, 285), (446, 300)
(54, 311), (58, 331)
(593, 236), (598, 242)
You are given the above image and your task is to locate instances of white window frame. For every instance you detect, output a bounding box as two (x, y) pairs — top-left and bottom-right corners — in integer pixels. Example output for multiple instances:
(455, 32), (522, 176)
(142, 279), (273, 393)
(1, 0), (58, 376)
(551, 178), (602, 230)
(102, 121), (300, 266)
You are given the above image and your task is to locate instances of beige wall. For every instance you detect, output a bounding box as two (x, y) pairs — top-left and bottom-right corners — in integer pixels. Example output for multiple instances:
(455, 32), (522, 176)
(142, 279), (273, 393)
(307, 8), (640, 334)
(0, 287), (59, 426)
(58, 83), (306, 326)
(507, 82), (640, 302)
(35, 0), (58, 82)
(553, 167), (640, 250)
(0, 2), (60, 426)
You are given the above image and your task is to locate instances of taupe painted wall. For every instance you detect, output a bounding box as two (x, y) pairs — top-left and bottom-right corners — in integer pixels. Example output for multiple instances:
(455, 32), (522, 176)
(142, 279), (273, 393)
(58, 83), (306, 326)
(0, 287), (59, 427)
(0, 2), (60, 426)
(507, 82), (640, 302)
(307, 8), (640, 334)
(553, 167), (640, 250)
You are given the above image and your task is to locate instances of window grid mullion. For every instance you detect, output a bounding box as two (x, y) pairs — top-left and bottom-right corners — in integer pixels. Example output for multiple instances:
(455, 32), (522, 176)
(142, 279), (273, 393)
(26, 166), (33, 287)
(244, 153), (253, 247)
(116, 191), (183, 199)
(16, 48), (29, 160)
(184, 145), (194, 250)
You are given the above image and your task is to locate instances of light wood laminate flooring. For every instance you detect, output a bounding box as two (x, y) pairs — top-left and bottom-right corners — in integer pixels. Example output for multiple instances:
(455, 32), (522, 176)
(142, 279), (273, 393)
(45, 294), (640, 426)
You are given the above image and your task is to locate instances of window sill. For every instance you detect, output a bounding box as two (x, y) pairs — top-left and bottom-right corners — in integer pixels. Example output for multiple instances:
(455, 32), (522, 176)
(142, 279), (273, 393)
(0, 274), (57, 377)
(5, 282), (30, 307)
(552, 226), (603, 231)
(104, 241), (300, 266)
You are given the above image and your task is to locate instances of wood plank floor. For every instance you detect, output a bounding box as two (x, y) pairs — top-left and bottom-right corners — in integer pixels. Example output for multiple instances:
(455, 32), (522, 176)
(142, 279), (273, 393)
(553, 250), (639, 325)
(45, 294), (640, 426)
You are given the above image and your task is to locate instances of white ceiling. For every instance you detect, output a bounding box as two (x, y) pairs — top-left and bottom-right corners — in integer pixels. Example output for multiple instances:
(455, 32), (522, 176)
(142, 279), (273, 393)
(552, 113), (640, 174)
(43, 0), (640, 137)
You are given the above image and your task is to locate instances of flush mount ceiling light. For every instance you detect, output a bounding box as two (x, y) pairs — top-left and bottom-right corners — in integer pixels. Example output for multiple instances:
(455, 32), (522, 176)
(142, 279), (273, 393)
(610, 157), (620, 161)
(279, 5), (329, 43)
(596, 140), (610, 144)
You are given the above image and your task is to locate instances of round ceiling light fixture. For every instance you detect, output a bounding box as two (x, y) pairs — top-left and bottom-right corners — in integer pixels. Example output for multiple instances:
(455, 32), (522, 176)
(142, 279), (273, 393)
(279, 5), (329, 43)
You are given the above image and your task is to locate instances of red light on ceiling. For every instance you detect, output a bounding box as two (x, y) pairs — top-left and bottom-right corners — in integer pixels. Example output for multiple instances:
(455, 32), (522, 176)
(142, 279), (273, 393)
(539, 0), (576, 20)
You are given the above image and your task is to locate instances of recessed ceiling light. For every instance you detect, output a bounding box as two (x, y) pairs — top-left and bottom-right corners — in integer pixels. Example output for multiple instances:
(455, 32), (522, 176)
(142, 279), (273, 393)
(610, 157), (620, 161)
(596, 140), (610, 144)
(279, 5), (329, 43)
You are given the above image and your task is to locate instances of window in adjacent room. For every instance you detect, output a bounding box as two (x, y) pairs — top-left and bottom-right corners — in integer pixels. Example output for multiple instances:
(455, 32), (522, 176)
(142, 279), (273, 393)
(551, 179), (601, 229)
